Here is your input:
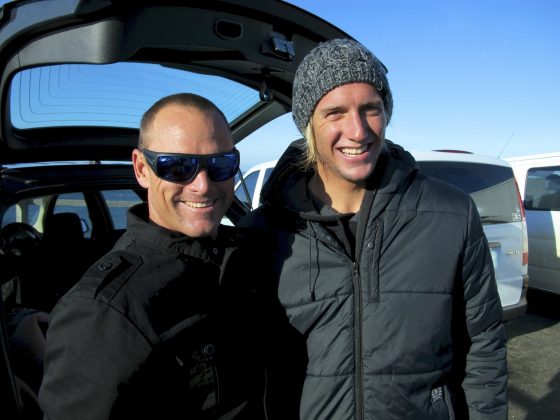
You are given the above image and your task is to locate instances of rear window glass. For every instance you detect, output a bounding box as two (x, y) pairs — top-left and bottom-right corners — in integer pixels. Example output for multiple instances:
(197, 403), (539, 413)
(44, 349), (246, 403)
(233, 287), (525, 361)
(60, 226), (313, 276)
(9, 63), (259, 130)
(418, 161), (521, 224)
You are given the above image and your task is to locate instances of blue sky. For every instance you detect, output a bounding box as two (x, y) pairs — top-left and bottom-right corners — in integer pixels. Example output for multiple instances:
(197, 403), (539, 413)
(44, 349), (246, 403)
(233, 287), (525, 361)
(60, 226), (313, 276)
(306, 0), (560, 162)
(1, 0), (558, 170)
(239, 0), (560, 169)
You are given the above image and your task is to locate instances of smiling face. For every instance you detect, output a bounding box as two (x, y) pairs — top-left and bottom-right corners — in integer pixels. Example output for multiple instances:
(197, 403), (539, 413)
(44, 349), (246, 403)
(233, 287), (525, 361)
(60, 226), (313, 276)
(132, 104), (234, 238)
(311, 82), (387, 192)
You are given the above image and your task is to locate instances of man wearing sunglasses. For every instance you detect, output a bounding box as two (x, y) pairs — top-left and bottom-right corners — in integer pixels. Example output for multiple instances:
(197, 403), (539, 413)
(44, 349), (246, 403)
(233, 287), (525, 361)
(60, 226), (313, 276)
(39, 93), (299, 419)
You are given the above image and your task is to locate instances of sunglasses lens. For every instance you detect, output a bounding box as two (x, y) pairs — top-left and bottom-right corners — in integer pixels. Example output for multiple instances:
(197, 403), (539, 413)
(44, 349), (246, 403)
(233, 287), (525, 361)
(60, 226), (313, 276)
(144, 149), (238, 183)
(157, 155), (198, 183)
(207, 153), (239, 182)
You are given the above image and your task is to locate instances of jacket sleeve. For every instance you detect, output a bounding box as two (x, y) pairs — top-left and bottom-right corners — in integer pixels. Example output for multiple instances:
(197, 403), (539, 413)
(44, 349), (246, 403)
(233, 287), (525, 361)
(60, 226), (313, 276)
(38, 295), (152, 420)
(460, 198), (508, 419)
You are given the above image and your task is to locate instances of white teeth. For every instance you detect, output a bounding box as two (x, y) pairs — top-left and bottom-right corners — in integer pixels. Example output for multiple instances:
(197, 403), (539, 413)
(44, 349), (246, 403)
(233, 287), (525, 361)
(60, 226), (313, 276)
(185, 201), (213, 208)
(341, 145), (368, 156)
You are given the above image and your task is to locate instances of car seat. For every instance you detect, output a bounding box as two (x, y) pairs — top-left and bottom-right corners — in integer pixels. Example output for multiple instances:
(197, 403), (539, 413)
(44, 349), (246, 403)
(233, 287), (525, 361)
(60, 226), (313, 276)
(26, 212), (91, 312)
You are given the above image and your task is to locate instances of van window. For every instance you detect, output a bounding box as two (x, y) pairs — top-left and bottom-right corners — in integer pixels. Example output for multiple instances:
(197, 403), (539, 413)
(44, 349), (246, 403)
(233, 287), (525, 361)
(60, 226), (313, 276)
(524, 166), (560, 211)
(419, 162), (521, 224)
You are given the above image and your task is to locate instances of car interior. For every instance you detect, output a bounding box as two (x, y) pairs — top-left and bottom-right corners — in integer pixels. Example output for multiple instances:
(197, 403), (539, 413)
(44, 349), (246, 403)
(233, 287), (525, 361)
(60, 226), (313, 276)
(0, 1), (352, 417)
(0, 186), (145, 417)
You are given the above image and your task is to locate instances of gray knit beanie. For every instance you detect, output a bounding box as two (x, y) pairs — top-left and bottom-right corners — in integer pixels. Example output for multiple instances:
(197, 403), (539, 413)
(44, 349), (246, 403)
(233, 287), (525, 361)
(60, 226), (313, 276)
(292, 38), (393, 135)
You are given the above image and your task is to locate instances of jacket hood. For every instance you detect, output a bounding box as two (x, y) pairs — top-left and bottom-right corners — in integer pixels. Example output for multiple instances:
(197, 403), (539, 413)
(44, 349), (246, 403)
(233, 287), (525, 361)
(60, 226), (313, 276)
(260, 138), (419, 222)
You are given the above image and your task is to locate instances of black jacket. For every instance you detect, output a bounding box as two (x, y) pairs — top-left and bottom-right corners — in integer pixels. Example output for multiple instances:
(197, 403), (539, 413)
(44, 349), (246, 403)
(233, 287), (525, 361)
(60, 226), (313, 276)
(39, 203), (300, 420)
(241, 140), (508, 420)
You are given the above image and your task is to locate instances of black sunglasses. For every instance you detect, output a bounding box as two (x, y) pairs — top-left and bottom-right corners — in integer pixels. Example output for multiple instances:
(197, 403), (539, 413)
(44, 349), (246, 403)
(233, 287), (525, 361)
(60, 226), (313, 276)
(142, 148), (240, 184)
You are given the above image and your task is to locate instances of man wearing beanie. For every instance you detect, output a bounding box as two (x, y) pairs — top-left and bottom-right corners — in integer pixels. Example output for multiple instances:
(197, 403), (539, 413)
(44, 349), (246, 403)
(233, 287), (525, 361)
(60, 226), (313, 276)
(240, 38), (507, 419)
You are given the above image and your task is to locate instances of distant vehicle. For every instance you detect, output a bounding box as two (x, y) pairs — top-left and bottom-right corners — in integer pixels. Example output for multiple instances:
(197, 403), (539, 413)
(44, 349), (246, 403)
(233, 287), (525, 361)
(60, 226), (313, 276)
(236, 150), (528, 320)
(505, 153), (560, 295)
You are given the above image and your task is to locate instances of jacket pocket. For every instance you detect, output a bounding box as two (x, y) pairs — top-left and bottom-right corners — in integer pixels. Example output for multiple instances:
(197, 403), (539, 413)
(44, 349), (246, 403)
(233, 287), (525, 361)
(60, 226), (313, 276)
(430, 384), (455, 420)
(188, 343), (220, 408)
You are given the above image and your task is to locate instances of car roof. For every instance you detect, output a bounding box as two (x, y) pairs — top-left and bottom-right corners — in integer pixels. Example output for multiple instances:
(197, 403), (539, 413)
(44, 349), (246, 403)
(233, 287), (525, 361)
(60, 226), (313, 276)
(504, 152), (560, 162)
(411, 150), (512, 167)
(0, 0), (352, 165)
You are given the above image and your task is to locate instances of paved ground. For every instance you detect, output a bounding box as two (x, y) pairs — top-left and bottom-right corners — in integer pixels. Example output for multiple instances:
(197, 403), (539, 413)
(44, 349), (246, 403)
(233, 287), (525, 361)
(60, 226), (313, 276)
(505, 289), (560, 419)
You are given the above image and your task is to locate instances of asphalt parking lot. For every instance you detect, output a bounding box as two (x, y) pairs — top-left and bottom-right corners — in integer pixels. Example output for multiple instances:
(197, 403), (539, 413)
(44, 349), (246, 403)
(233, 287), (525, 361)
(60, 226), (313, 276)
(505, 289), (560, 419)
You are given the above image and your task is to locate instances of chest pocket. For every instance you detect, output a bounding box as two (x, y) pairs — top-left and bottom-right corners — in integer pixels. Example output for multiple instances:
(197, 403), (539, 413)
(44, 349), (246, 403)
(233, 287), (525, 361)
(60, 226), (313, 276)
(155, 323), (221, 416)
(179, 342), (220, 411)
(111, 327), (220, 418)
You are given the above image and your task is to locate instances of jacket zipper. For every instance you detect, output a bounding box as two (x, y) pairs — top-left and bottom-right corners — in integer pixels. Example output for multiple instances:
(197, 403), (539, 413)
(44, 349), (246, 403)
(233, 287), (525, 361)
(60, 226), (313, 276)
(352, 188), (377, 420)
(263, 369), (270, 420)
(352, 261), (364, 420)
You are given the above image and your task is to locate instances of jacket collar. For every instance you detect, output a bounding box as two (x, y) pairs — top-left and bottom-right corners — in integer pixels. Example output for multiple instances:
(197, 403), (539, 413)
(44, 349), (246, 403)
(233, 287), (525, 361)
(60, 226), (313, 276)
(127, 203), (244, 264)
(261, 138), (418, 221)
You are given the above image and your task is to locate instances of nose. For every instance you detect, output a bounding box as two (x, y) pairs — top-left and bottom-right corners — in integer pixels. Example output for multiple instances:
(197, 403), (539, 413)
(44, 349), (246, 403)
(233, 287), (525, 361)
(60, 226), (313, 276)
(186, 167), (211, 193)
(343, 110), (369, 142)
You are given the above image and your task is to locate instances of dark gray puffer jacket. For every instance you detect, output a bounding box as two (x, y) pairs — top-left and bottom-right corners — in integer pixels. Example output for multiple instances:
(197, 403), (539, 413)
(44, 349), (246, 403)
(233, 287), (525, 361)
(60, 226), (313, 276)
(241, 139), (507, 420)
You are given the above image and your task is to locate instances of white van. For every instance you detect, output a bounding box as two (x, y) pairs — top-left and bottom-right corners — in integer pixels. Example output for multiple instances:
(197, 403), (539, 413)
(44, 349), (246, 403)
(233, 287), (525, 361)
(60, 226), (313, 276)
(505, 153), (560, 295)
(236, 151), (529, 320)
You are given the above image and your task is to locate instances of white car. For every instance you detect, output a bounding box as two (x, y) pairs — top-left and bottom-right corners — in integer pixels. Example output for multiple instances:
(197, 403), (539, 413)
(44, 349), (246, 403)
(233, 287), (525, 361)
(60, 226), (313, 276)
(505, 153), (560, 295)
(235, 150), (528, 320)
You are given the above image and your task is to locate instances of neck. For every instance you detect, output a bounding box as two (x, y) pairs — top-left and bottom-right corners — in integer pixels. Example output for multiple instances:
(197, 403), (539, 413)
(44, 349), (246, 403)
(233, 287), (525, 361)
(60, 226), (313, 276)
(308, 171), (365, 214)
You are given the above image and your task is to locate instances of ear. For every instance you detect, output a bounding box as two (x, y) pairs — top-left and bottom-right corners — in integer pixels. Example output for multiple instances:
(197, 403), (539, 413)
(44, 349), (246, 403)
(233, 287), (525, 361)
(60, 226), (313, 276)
(132, 148), (150, 189)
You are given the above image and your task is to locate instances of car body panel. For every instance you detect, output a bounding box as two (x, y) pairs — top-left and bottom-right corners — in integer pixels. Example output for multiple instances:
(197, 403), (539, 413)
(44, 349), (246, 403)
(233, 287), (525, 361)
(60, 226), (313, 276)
(506, 153), (560, 294)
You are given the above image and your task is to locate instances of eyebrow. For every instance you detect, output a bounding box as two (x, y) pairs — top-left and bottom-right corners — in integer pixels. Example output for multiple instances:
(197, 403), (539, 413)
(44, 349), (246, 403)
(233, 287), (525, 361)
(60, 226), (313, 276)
(318, 105), (344, 116)
(360, 99), (384, 109)
(318, 99), (384, 115)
